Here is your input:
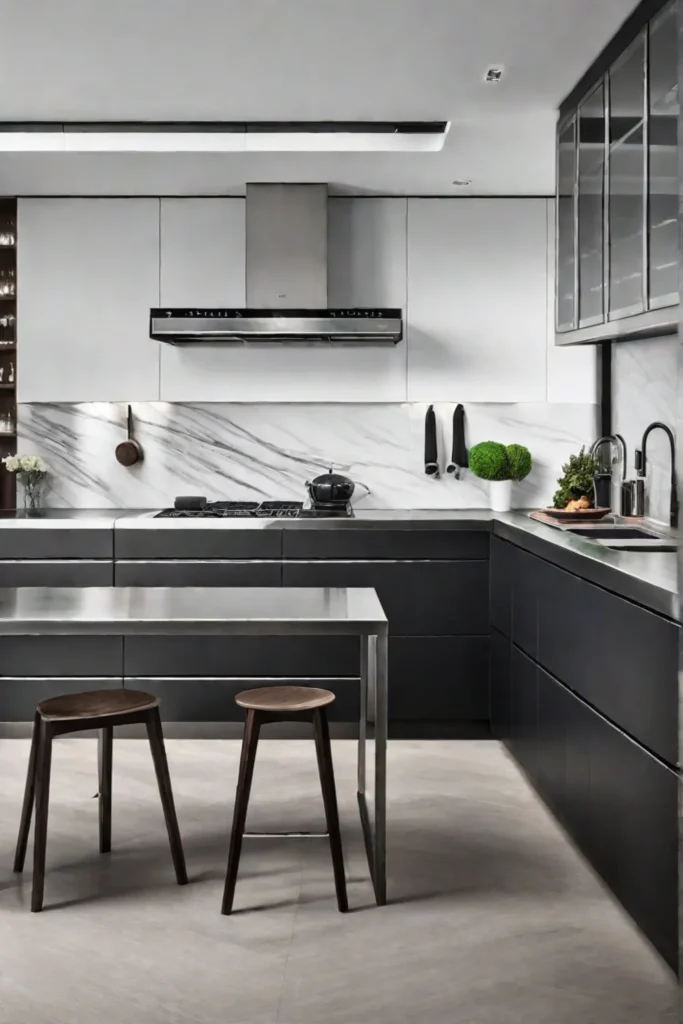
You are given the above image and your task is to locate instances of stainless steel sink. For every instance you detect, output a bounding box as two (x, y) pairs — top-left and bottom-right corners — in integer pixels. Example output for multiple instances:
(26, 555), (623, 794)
(566, 526), (676, 552)
(568, 527), (661, 540)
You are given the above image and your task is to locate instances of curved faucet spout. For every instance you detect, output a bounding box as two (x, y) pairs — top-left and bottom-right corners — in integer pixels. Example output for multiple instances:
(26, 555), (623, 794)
(635, 422), (678, 528)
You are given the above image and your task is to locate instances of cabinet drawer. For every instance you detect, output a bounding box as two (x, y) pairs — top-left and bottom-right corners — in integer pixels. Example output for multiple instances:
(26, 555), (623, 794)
(283, 529), (490, 560)
(0, 636), (122, 677)
(0, 678), (121, 721)
(114, 560), (281, 587)
(489, 537), (513, 636)
(0, 528), (112, 559)
(124, 635), (358, 678)
(388, 636), (489, 721)
(283, 560), (488, 635)
(537, 559), (678, 765)
(125, 677), (359, 723)
(0, 559), (113, 586)
(115, 529), (282, 560)
(509, 646), (538, 782)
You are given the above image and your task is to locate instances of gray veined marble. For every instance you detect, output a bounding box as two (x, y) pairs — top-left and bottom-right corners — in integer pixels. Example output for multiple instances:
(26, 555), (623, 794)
(17, 401), (597, 510)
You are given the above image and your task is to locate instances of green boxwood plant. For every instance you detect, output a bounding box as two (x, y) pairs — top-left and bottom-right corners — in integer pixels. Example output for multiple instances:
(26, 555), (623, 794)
(469, 441), (532, 482)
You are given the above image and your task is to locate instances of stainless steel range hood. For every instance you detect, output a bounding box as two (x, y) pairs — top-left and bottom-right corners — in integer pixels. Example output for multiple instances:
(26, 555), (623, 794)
(150, 184), (403, 344)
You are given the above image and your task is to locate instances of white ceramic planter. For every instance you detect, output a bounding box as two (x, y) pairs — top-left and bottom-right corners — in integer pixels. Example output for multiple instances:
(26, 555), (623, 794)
(489, 479), (512, 512)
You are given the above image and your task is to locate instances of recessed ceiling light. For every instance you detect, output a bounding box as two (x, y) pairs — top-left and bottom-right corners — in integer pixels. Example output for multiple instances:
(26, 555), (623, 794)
(485, 67), (504, 83)
(452, 179), (472, 186)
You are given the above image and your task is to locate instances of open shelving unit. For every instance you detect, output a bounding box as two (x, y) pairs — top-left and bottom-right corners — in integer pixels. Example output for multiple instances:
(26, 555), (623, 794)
(0, 197), (17, 509)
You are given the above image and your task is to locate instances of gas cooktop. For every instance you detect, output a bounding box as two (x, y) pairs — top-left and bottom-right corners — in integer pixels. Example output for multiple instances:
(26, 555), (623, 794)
(155, 500), (353, 520)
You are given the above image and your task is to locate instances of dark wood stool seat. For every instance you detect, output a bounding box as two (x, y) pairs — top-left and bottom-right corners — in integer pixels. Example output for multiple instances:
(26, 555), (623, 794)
(38, 689), (158, 720)
(14, 688), (187, 912)
(235, 685), (335, 713)
(222, 686), (348, 915)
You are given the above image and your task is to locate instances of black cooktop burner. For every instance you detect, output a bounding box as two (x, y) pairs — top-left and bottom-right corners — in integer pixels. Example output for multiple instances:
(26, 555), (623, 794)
(155, 500), (352, 519)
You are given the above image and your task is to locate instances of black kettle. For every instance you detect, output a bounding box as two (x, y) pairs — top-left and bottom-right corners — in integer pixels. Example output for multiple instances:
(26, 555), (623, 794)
(306, 468), (355, 506)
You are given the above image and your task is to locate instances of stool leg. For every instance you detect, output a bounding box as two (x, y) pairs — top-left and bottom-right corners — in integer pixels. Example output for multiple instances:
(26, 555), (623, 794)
(31, 720), (54, 912)
(221, 709), (261, 915)
(14, 710), (41, 873)
(145, 707), (188, 886)
(313, 708), (348, 913)
(98, 726), (113, 854)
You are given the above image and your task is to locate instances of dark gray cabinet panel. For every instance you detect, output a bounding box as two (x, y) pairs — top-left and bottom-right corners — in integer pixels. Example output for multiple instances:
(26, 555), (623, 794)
(124, 635), (358, 678)
(115, 529), (282, 560)
(489, 627), (511, 741)
(282, 529), (490, 561)
(489, 537), (512, 636)
(114, 560), (281, 587)
(0, 678), (121, 721)
(537, 558), (678, 765)
(509, 647), (538, 783)
(128, 677), (358, 723)
(0, 528), (113, 559)
(0, 560), (113, 586)
(0, 636), (122, 677)
(509, 545), (539, 659)
(283, 560), (488, 636)
(388, 637), (489, 721)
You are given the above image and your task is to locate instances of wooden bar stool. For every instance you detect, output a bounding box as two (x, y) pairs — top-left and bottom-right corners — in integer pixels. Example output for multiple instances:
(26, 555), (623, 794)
(14, 689), (188, 912)
(222, 685), (348, 915)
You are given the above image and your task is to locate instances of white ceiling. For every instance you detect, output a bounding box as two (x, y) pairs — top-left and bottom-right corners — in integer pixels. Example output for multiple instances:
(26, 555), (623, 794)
(0, 0), (639, 196)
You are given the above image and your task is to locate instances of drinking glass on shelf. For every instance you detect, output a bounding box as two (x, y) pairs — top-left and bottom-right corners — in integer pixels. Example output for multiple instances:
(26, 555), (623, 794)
(0, 268), (15, 296)
(0, 221), (15, 246)
(0, 314), (15, 341)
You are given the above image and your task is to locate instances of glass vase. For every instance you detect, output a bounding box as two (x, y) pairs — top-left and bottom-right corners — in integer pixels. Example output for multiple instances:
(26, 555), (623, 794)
(21, 474), (44, 513)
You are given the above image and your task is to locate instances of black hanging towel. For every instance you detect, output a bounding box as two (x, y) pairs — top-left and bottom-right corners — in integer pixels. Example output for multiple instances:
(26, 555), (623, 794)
(446, 404), (468, 479)
(424, 405), (439, 477)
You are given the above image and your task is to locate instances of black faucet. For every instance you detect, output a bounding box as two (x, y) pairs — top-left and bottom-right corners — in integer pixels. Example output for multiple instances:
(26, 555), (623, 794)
(635, 422), (678, 528)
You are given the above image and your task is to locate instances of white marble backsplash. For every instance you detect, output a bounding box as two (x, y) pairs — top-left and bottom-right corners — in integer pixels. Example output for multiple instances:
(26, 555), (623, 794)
(17, 402), (597, 510)
(612, 336), (679, 525)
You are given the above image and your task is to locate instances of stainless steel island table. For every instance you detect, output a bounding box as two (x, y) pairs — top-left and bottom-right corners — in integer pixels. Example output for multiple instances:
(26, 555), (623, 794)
(0, 585), (389, 905)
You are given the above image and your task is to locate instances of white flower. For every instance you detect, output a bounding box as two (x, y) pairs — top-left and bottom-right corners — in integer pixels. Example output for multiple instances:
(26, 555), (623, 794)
(3, 453), (49, 475)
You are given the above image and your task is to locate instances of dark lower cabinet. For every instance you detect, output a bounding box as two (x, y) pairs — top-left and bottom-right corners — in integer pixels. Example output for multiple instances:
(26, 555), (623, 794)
(114, 560), (282, 587)
(509, 646), (538, 783)
(496, 652), (678, 971)
(388, 636), (489, 721)
(489, 627), (511, 741)
(0, 559), (113, 586)
(283, 560), (489, 636)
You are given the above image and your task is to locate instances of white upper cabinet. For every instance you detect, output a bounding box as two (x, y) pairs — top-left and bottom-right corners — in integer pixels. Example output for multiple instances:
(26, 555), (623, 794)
(159, 197), (407, 403)
(159, 198), (246, 307)
(18, 199), (160, 402)
(406, 199), (549, 402)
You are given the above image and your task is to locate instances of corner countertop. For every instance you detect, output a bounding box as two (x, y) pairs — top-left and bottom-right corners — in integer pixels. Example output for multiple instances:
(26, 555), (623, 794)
(0, 507), (676, 620)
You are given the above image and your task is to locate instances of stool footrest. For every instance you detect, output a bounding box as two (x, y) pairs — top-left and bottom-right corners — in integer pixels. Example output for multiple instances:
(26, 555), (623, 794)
(244, 830), (329, 838)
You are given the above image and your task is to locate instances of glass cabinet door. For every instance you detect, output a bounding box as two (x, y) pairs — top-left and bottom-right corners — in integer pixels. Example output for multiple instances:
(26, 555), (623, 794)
(648, 0), (679, 309)
(578, 81), (606, 326)
(608, 30), (647, 320)
(557, 117), (577, 331)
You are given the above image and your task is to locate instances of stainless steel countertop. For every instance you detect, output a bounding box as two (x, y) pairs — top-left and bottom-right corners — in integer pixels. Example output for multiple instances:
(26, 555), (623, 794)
(495, 513), (678, 620)
(0, 586), (388, 636)
(0, 507), (676, 619)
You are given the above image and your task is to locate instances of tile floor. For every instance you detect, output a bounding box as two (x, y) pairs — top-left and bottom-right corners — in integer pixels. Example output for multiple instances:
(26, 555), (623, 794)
(0, 738), (676, 1023)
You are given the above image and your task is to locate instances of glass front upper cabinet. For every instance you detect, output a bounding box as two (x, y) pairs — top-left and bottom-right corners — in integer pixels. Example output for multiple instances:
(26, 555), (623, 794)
(608, 30), (647, 321)
(556, 116), (577, 331)
(578, 81), (606, 327)
(648, 0), (679, 309)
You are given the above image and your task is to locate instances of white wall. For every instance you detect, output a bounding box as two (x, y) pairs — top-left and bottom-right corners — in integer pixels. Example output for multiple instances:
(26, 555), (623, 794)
(17, 196), (597, 406)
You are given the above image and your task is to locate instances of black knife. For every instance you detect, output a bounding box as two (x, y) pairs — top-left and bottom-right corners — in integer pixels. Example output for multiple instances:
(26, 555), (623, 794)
(424, 405), (439, 477)
(446, 404), (468, 479)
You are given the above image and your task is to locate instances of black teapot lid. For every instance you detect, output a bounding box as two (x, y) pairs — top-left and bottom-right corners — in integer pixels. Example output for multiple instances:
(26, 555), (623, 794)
(311, 467), (351, 484)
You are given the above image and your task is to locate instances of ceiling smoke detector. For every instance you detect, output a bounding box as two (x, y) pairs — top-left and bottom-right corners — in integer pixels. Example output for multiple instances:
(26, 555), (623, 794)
(485, 67), (504, 83)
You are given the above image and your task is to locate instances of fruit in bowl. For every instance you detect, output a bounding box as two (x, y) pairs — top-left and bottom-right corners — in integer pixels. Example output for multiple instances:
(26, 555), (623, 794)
(552, 448), (598, 510)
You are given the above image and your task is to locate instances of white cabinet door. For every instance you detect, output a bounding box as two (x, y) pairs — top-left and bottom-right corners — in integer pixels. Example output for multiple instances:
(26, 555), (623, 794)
(407, 199), (549, 402)
(159, 198), (246, 307)
(159, 197), (407, 402)
(18, 199), (160, 402)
